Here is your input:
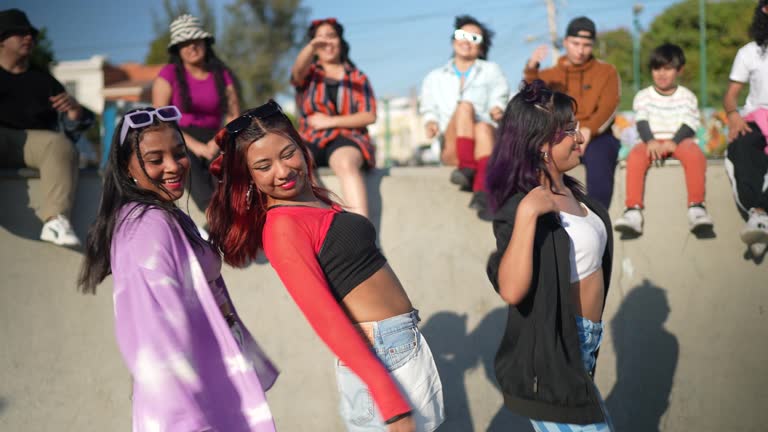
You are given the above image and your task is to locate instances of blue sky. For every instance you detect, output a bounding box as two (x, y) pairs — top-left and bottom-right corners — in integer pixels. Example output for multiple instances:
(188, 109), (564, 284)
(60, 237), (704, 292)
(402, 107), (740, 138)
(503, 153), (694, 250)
(8, 0), (679, 98)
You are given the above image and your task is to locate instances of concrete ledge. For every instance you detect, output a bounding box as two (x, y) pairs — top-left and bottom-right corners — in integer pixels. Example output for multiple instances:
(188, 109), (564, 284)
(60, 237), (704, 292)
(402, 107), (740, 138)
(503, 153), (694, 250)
(0, 163), (765, 432)
(0, 167), (100, 179)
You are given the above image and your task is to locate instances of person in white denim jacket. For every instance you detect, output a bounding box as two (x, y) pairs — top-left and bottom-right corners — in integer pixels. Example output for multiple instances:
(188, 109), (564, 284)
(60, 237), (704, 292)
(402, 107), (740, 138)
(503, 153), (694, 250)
(420, 15), (510, 221)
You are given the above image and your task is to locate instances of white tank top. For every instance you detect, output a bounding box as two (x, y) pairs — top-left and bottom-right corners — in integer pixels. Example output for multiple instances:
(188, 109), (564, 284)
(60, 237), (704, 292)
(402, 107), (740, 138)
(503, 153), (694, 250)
(559, 203), (607, 283)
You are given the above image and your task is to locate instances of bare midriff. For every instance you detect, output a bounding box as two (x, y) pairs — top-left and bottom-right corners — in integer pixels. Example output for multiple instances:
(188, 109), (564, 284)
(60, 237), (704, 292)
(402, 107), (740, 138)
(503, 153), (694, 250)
(342, 264), (414, 323)
(569, 268), (605, 322)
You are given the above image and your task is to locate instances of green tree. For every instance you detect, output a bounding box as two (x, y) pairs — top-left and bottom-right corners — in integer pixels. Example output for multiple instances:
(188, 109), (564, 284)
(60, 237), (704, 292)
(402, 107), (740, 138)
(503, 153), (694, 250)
(218, 0), (308, 106)
(30, 27), (55, 70)
(145, 0), (217, 65)
(639, 0), (754, 108)
(598, 0), (755, 109)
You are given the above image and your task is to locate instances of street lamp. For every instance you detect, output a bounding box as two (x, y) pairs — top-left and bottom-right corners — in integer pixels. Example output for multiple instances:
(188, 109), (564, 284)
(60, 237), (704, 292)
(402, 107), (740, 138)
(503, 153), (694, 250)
(632, 3), (644, 93)
(699, 0), (708, 108)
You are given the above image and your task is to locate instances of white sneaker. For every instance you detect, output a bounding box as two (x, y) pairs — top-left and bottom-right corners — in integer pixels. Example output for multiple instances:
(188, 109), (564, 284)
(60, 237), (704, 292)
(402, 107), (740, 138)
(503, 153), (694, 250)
(749, 242), (767, 257)
(615, 208), (643, 235)
(740, 209), (768, 245)
(40, 214), (81, 247)
(687, 205), (714, 233)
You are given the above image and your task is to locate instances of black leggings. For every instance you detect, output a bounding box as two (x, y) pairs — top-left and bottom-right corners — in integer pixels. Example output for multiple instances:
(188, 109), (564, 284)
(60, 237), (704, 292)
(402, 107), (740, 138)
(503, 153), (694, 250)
(725, 122), (768, 212)
(309, 136), (370, 170)
(181, 126), (218, 211)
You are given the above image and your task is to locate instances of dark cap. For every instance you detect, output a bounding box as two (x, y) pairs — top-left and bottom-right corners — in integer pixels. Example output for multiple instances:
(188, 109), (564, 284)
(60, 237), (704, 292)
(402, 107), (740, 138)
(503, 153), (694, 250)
(0, 9), (39, 39)
(565, 16), (596, 40)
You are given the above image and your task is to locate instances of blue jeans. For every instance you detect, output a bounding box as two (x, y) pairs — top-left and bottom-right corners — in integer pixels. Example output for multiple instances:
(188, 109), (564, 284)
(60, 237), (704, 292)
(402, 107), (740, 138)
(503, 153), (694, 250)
(334, 310), (445, 432)
(530, 315), (613, 432)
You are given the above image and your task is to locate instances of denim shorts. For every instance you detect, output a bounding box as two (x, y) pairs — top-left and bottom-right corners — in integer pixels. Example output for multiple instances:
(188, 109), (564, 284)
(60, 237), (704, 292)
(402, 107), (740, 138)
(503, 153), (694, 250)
(335, 310), (445, 432)
(530, 315), (614, 432)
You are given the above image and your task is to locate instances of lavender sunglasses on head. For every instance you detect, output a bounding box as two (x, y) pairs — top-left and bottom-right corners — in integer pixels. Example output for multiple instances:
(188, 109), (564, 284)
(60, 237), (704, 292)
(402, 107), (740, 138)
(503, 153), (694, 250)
(119, 106), (182, 146)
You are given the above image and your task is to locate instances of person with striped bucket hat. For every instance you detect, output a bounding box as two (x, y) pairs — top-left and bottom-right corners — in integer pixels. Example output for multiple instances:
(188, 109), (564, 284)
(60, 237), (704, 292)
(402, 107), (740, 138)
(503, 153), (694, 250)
(153, 14), (240, 227)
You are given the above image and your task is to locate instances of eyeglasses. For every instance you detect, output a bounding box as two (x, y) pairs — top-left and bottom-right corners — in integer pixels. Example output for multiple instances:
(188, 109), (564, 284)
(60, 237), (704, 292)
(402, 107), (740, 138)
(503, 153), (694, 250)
(224, 99), (284, 137)
(311, 17), (337, 27)
(563, 121), (580, 137)
(119, 106), (182, 146)
(454, 29), (483, 45)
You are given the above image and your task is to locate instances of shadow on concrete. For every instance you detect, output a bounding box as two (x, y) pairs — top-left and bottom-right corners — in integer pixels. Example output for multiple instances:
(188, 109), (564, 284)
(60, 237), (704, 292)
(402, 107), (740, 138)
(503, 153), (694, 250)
(0, 178), (40, 242)
(0, 396), (7, 415)
(605, 279), (679, 432)
(421, 312), (474, 431)
(420, 308), (532, 432)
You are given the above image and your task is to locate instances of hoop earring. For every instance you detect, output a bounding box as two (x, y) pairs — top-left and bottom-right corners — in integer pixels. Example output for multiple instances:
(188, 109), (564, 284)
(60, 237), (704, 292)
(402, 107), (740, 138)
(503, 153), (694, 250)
(246, 183), (254, 210)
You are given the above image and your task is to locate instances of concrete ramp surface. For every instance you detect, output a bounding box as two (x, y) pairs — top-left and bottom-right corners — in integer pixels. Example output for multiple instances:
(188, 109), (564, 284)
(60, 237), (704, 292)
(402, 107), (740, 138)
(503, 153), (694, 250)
(0, 165), (765, 431)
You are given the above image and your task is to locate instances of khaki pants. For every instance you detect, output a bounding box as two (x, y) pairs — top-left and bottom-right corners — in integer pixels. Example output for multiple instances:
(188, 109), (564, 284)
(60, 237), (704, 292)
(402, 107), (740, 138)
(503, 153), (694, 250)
(0, 126), (79, 221)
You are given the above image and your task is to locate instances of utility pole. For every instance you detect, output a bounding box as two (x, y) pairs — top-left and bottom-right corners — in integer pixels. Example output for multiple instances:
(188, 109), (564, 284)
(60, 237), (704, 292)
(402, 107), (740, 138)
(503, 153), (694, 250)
(632, 4), (643, 93)
(545, 0), (560, 64)
(699, 0), (708, 108)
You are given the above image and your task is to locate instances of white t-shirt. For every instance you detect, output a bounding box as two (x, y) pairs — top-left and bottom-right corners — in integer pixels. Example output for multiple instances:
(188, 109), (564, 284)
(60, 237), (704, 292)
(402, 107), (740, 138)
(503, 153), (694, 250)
(729, 41), (768, 115)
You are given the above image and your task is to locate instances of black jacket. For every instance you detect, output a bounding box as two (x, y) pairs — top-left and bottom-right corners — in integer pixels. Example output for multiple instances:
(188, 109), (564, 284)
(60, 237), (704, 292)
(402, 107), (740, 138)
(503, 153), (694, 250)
(486, 191), (613, 424)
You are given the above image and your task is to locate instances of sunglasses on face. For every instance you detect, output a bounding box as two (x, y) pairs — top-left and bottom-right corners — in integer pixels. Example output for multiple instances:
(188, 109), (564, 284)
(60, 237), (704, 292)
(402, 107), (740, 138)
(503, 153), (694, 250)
(454, 29), (483, 45)
(224, 99), (285, 137)
(119, 106), (182, 146)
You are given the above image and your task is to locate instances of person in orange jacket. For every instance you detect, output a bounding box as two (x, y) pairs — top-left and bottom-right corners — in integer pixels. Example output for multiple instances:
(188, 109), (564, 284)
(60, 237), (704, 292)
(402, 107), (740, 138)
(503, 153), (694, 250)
(524, 17), (621, 209)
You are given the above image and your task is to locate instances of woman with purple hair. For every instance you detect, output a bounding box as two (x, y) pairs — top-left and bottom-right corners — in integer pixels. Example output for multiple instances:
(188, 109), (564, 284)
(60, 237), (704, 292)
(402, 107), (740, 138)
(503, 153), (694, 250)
(485, 80), (615, 431)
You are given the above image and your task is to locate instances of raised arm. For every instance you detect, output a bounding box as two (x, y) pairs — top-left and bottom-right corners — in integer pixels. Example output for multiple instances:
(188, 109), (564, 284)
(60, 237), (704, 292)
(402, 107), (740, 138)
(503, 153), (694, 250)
(292, 35), (333, 87)
(523, 44), (548, 83)
(263, 216), (411, 421)
(489, 188), (557, 305)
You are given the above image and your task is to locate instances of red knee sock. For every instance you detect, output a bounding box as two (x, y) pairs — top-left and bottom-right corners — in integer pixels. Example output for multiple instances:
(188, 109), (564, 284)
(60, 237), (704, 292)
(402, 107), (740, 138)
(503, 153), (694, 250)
(456, 137), (477, 170)
(473, 156), (489, 192)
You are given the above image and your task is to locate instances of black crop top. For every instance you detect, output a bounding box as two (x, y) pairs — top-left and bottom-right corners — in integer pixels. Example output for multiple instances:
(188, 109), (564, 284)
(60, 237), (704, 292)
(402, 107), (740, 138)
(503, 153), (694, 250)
(319, 211), (387, 300)
(263, 205), (387, 302)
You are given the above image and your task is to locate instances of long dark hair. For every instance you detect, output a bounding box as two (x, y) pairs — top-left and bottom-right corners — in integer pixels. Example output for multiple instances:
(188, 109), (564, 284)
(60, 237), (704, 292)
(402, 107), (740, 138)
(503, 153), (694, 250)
(206, 107), (334, 268)
(169, 39), (231, 114)
(750, 0), (768, 50)
(453, 15), (495, 60)
(486, 80), (585, 211)
(306, 18), (356, 68)
(78, 109), (207, 294)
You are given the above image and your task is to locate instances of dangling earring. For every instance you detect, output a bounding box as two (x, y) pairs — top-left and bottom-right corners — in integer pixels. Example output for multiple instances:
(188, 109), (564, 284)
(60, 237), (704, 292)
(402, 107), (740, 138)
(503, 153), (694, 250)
(541, 152), (550, 163)
(246, 183), (254, 210)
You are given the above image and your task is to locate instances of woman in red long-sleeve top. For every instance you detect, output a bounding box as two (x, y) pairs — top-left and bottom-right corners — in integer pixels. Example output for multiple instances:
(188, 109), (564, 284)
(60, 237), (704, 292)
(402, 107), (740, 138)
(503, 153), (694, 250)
(206, 100), (444, 432)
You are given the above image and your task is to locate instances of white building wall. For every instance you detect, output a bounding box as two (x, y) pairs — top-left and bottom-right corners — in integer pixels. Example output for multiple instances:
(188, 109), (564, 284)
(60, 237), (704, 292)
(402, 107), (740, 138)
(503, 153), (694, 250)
(52, 55), (106, 114)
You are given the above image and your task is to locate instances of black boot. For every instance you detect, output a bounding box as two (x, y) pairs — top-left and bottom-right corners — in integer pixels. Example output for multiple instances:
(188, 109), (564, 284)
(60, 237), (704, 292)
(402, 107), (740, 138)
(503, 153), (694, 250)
(469, 191), (494, 221)
(450, 167), (475, 192)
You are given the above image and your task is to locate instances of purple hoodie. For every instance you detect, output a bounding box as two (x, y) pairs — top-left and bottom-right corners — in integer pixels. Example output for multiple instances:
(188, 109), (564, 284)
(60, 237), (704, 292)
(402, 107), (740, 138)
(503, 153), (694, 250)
(110, 204), (278, 431)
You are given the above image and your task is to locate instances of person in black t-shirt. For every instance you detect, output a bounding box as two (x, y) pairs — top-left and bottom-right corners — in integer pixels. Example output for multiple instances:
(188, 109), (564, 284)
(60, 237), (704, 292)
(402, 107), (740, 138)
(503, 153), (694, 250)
(0, 9), (93, 247)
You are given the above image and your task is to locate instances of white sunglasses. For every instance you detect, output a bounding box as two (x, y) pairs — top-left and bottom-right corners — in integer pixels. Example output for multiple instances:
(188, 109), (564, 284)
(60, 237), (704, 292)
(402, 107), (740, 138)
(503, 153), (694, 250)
(119, 106), (183, 146)
(454, 29), (483, 45)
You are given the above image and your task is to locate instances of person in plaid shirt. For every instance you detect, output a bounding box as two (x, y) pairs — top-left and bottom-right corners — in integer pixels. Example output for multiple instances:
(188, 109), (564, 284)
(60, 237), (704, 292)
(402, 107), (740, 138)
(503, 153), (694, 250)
(291, 17), (377, 218)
